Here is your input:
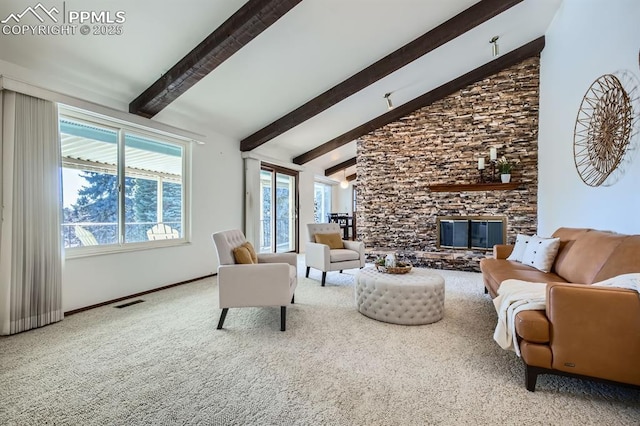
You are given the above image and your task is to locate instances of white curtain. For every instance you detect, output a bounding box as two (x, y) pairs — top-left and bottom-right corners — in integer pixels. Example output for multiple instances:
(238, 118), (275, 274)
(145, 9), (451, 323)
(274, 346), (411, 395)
(0, 91), (63, 335)
(244, 157), (261, 249)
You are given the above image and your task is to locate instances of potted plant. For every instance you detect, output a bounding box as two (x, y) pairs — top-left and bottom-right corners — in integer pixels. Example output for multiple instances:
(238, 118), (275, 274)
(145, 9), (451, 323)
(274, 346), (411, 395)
(375, 255), (412, 274)
(497, 156), (516, 183)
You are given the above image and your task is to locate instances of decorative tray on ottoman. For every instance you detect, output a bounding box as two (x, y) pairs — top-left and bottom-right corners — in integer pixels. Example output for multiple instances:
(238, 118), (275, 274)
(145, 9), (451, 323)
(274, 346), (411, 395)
(376, 264), (412, 274)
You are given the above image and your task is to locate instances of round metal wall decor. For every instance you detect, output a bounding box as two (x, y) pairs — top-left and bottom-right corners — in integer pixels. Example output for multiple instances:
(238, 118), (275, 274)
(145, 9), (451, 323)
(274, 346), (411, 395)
(573, 73), (634, 187)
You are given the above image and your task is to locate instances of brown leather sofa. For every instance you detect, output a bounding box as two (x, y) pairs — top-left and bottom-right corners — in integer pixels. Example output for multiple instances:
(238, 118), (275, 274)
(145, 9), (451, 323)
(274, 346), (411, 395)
(479, 227), (640, 391)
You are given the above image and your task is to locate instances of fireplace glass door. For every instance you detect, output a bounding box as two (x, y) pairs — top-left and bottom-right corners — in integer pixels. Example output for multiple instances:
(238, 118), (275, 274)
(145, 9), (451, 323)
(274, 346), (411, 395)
(437, 216), (506, 250)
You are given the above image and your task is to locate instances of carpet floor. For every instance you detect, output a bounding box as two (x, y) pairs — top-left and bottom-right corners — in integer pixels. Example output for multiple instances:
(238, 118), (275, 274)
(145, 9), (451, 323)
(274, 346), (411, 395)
(1, 265), (639, 425)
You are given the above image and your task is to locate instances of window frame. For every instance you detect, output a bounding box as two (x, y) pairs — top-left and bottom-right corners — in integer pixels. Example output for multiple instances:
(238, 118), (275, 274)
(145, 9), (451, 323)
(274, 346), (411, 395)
(60, 106), (191, 258)
(260, 163), (299, 254)
(313, 181), (332, 223)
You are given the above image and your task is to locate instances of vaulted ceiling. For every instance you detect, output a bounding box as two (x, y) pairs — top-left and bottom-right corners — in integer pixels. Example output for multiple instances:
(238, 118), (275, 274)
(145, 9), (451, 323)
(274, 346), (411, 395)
(0, 0), (562, 180)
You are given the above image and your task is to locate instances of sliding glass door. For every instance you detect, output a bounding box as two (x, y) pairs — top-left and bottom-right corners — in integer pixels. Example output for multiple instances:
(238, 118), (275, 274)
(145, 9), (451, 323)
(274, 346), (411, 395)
(259, 164), (298, 253)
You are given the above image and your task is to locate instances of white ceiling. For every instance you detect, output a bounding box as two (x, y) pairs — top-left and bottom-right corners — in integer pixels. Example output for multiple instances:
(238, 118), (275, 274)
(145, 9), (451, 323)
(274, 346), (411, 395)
(0, 0), (562, 181)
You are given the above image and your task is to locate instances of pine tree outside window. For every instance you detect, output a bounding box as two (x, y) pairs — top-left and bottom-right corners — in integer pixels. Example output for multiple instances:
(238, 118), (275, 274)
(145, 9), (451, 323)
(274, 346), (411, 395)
(60, 108), (188, 253)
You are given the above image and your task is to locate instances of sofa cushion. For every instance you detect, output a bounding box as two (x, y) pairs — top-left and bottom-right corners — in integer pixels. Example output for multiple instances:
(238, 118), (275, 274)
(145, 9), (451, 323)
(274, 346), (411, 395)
(489, 266), (565, 287)
(593, 235), (640, 282)
(479, 258), (566, 296)
(551, 227), (592, 241)
(521, 236), (560, 273)
(330, 249), (360, 262)
(550, 227), (591, 272)
(315, 233), (344, 249)
(553, 230), (626, 284)
(481, 258), (538, 273)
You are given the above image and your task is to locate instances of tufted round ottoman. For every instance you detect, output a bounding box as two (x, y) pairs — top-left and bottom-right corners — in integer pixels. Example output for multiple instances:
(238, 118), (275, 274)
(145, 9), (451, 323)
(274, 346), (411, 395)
(355, 267), (445, 325)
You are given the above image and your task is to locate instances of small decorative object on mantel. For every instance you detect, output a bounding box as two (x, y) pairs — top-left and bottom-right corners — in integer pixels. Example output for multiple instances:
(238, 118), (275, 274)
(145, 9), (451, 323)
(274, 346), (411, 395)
(376, 255), (412, 274)
(478, 147), (513, 183)
(477, 157), (486, 183)
(489, 147), (498, 181)
(497, 156), (518, 183)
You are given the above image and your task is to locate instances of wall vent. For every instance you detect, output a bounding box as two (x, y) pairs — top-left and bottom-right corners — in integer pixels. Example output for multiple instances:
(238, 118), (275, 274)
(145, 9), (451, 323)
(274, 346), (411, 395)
(114, 299), (145, 309)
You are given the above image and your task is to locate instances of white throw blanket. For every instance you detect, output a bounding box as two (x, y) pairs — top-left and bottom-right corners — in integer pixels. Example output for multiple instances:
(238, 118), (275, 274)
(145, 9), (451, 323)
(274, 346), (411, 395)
(493, 280), (546, 357)
(492, 273), (640, 357)
(592, 273), (640, 294)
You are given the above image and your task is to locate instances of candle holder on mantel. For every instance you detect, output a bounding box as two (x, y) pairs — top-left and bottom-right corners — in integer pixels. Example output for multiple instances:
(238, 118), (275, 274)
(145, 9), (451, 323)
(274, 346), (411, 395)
(478, 158), (500, 183)
(477, 149), (504, 183)
(490, 159), (498, 182)
(477, 167), (499, 183)
(489, 147), (499, 182)
(477, 157), (487, 183)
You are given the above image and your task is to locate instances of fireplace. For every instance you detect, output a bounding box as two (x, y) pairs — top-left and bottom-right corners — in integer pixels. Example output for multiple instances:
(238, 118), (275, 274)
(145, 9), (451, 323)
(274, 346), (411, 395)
(437, 216), (506, 250)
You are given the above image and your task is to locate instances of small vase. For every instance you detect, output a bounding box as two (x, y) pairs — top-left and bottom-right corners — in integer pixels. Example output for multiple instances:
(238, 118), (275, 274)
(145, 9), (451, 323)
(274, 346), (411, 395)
(501, 174), (511, 183)
(385, 254), (397, 268)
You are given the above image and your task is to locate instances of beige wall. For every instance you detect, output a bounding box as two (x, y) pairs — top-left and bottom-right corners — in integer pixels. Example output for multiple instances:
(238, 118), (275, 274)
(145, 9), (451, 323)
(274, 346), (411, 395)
(538, 0), (640, 235)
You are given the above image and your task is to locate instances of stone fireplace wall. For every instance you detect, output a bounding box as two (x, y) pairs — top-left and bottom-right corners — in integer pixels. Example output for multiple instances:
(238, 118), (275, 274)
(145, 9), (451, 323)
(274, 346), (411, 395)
(356, 57), (540, 271)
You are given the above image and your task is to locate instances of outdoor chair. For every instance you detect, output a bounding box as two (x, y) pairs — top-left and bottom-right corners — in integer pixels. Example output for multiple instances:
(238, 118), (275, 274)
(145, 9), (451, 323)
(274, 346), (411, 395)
(75, 225), (99, 246)
(147, 223), (179, 240)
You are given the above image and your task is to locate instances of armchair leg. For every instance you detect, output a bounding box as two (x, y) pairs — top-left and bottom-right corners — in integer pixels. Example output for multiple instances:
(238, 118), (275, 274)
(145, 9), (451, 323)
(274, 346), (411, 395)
(280, 306), (286, 331)
(291, 294), (295, 304)
(305, 266), (310, 278)
(339, 270), (343, 273)
(321, 272), (326, 286)
(484, 286), (488, 294)
(217, 308), (229, 330)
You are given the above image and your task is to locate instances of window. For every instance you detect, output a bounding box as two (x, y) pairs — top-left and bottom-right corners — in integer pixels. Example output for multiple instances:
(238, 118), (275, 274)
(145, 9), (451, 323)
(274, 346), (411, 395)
(352, 184), (357, 213)
(314, 182), (332, 223)
(60, 108), (188, 252)
(260, 165), (298, 253)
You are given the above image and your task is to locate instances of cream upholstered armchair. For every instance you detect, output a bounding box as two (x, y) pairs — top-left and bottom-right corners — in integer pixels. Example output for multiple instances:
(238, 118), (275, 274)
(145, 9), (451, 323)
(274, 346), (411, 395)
(212, 229), (297, 331)
(305, 223), (365, 286)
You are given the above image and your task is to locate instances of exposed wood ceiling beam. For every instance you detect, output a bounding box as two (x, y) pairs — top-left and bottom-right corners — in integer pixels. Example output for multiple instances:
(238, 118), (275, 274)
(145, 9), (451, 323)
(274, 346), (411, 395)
(346, 174), (357, 182)
(129, 0), (302, 118)
(325, 157), (357, 176)
(293, 36), (545, 165)
(240, 0), (523, 151)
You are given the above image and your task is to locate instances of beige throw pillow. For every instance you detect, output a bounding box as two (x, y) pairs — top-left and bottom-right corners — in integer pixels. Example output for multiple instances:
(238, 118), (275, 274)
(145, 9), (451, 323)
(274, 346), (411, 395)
(233, 246), (255, 264)
(521, 236), (560, 273)
(242, 241), (258, 263)
(314, 233), (344, 249)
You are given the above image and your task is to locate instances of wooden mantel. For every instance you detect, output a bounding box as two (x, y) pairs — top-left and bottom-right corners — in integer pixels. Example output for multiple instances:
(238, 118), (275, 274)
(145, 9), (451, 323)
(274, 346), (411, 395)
(427, 182), (520, 192)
